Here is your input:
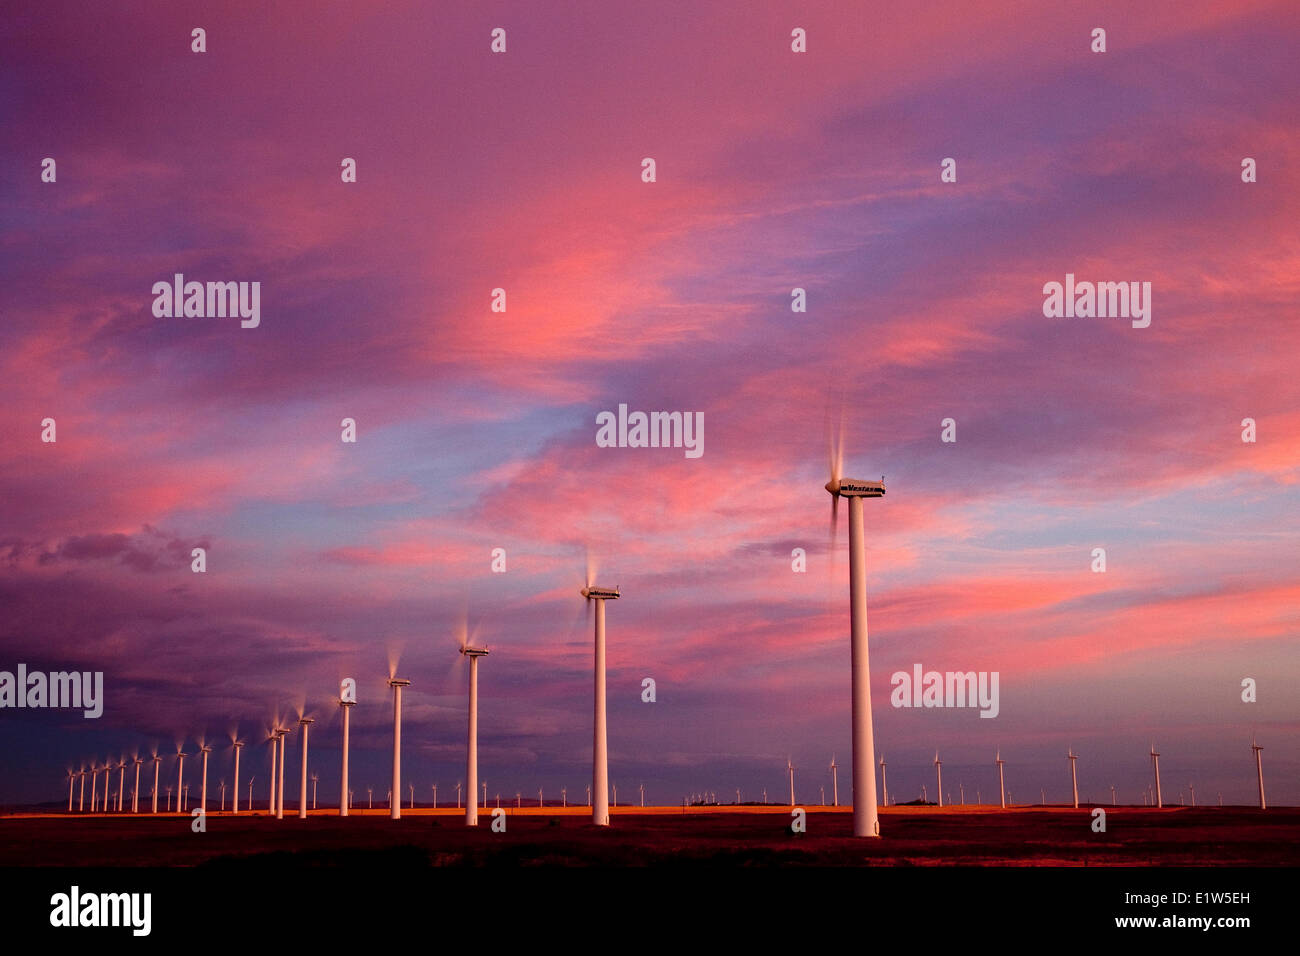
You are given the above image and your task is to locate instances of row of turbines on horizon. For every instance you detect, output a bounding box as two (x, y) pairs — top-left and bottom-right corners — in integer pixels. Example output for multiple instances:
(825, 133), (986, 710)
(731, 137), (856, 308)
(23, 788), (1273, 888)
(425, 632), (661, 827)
(55, 446), (1276, 833)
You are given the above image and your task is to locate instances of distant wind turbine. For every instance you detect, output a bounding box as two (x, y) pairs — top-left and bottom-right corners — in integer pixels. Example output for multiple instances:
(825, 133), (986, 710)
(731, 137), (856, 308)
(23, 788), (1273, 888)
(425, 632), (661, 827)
(176, 748), (188, 814)
(873, 754), (882, 809)
(132, 757), (142, 814)
(786, 758), (796, 806)
(198, 743), (212, 814)
(1150, 742), (1163, 808)
(995, 749), (1006, 809)
(1067, 749), (1079, 808)
(461, 632), (489, 827)
(151, 754), (161, 813)
(1252, 737), (1266, 809)
(831, 755), (841, 807)
(267, 729), (279, 816)
(339, 686), (355, 818)
(232, 741), (243, 814)
(934, 752), (943, 808)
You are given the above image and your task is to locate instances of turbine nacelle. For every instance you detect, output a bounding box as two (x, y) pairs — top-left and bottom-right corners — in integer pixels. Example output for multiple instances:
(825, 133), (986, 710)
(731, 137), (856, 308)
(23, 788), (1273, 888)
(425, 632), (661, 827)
(388, 678), (411, 688)
(825, 478), (886, 498)
(581, 586), (620, 601)
(460, 645), (490, 658)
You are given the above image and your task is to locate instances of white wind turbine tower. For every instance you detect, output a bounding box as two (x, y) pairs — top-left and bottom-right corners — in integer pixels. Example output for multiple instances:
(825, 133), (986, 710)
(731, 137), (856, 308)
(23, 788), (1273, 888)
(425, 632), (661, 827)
(1110, 785), (1117, 806)
(830, 755), (840, 807)
(298, 717), (314, 819)
(175, 748), (188, 814)
(874, 754), (883, 809)
(89, 762), (97, 813)
(220, 780), (226, 812)
(959, 782), (965, 806)
(562, 787), (567, 808)
(1252, 737), (1266, 809)
(339, 687), (355, 818)
(183, 783), (189, 811)
(540, 786), (544, 808)
(640, 783), (644, 808)
(248, 777), (255, 810)
(78, 767), (86, 812)
(458, 618), (490, 828)
(232, 741), (243, 814)
(388, 676), (410, 820)
(198, 743), (212, 814)
(132, 757), (142, 813)
(66, 769), (74, 812)
(116, 760), (125, 812)
(934, 752), (943, 808)
(276, 728), (290, 819)
(786, 758), (796, 806)
(367, 787), (373, 810)
(1189, 782), (1196, 807)
(1067, 749), (1079, 808)
(824, 419), (886, 838)
(267, 729), (279, 816)
(312, 774), (319, 810)
(581, 555), (620, 827)
(151, 753), (161, 813)
(165, 785), (172, 812)
(1150, 742), (1163, 808)
(456, 782), (461, 809)
(104, 762), (113, 811)
(995, 750), (1006, 809)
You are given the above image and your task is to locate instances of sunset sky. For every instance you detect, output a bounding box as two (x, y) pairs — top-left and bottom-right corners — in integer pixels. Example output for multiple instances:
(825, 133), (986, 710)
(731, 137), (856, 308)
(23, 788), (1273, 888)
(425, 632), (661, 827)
(2, 1), (1298, 810)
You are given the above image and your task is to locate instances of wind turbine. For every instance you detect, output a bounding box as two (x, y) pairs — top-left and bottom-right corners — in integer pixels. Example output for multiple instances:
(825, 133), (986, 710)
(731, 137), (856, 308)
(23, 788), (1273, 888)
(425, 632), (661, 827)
(232, 741), (243, 814)
(1110, 785), (1117, 806)
(934, 752), (943, 808)
(88, 762), (96, 813)
(220, 780), (226, 812)
(165, 784), (172, 812)
(582, 561), (620, 827)
(786, 758), (796, 806)
(339, 687), (355, 818)
(248, 776), (255, 810)
(367, 787), (373, 810)
(151, 754), (161, 813)
(460, 633), (489, 827)
(131, 757), (142, 813)
(830, 755), (840, 807)
(78, 767), (86, 812)
(995, 750), (1006, 809)
(562, 787), (567, 808)
(1252, 737), (1266, 809)
(959, 782), (965, 806)
(198, 743), (212, 814)
(431, 783), (436, 808)
(1067, 749), (1079, 808)
(456, 782), (461, 809)
(66, 770), (74, 812)
(267, 729), (279, 816)
(1189, 782), (1196, 807)
(297, 717), (314, 819)
(824, 425), (886, 838)
(873, 754), (882, 809)
(176, 748), (188, 814)
(409, 782), (414, 810)
(116, 760), (125, 812)
(182, 783), (189, 811)
(640, 783), (645, 808)
(275, 728), (290, 819)
(388, 677), (410, 820)
(1150, 742), (1163, 808)
(312, 774), (319, 810)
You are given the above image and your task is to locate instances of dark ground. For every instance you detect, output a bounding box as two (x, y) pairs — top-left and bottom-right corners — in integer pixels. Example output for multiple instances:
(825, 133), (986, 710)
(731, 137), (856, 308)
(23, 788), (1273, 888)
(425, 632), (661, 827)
(2, 804), (1296, 867)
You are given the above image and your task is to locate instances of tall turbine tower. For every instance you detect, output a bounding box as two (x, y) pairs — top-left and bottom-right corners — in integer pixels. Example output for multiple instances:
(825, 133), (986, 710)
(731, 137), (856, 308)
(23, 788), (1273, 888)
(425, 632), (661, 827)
(825, 432), (886, 838)
(582, 574), (620, 827)
(275, 728), (290, 819)
(267, 730), (279, 816)
(996, 750), (1006, 809)
(131, 758), (142, 813)
(339, 684), (355, 817)
(786, 758), (796, 806)
(175, 749), (187, 814)
(1252, 738), (1266, 809)
(198, 744), (211, 814)
(232, 741), (243, 814)
(1067, 749), (1079, 808)
(934, 752), (943, 808)
(876, 754), (885, 809)
(150, 754), (161, 813)
(78, 768), (86, 812)
(1150, 742), (1162, 808)
(462, 642), (489, 827)
(388, 677), (410, 820)
(116, 760), (125, 812)
(298, 717), (314, 820)
(830, 755), (840, 807)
